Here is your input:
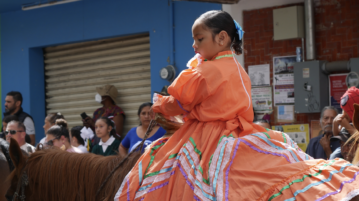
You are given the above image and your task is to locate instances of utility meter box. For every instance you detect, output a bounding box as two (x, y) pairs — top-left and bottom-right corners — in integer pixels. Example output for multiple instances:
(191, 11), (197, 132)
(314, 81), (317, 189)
(293, 61), (328, 113)
(347, 58), (359, 88)
(273, 6), (305, 40)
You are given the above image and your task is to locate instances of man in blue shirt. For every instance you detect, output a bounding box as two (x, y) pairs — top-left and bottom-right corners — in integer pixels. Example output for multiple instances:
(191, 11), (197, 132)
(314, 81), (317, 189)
(306, 106), (340, 159)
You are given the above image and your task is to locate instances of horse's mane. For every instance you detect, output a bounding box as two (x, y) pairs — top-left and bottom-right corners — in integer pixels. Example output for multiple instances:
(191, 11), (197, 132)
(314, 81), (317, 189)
(347, 131), (359, 165)
(25, 148), (139, 201)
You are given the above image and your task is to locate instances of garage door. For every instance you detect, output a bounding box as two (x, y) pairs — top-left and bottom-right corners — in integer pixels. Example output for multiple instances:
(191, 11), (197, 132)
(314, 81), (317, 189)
(44, 33), (151, 135)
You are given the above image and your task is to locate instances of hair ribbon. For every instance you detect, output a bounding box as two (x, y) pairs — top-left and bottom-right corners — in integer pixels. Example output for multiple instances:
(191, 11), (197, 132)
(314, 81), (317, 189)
(233, 20), (244, 40)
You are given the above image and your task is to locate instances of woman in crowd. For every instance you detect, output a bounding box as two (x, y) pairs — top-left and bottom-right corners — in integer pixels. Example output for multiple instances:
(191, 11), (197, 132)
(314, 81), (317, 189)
(91, 117), (121, 156)
(82, 84), (125, 143)
(40, 112), (65, 144)
(118, 102), (166, 158)
(45, 119), (83, 153)
(70, 126), (89, 153)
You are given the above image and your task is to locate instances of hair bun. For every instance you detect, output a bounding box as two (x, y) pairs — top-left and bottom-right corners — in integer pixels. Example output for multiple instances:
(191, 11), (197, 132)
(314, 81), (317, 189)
(55, 119), (68, 128)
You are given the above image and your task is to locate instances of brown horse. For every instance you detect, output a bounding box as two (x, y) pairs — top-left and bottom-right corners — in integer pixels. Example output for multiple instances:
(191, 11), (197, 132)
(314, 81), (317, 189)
(6, 116), (179, 201)
(0, 138), (13, 201)
(346, 104), (359, 165)
(6, 138), (141, 201)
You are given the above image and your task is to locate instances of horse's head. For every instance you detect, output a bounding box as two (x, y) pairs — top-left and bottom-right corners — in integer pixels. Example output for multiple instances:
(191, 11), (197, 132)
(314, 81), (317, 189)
(6, 138), (29, 200)
(346, 104), (359, 165)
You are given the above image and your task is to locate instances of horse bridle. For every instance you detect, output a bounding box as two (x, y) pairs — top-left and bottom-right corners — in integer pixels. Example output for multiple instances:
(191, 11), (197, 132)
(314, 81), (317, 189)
(12, 161), (29, 201)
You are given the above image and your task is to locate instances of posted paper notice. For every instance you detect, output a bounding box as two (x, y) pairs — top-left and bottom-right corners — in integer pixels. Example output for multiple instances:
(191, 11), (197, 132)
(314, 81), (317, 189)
(248, 64), (270, 86)
(277, 105), (294, 121)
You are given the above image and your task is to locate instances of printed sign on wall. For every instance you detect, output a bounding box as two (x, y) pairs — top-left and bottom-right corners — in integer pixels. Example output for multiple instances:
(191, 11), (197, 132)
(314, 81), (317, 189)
(251, 87), (273, 112)
(273, 56), (296, 105)
(272, 124), (310, 151)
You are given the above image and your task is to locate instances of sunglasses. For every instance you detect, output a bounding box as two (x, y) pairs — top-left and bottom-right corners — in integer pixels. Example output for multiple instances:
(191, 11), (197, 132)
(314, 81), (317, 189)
(5, 130), (25, 135)
(45, 136), (61, 146)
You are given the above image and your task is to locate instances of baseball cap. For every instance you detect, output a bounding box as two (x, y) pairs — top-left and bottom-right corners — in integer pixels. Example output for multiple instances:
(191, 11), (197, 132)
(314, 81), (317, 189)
(340, 86), (359, 121)
(96, 84), (118, 104)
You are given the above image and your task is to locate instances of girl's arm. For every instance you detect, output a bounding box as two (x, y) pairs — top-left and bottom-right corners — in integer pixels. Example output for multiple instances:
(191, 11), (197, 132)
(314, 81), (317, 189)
(153, 69), (210, 116)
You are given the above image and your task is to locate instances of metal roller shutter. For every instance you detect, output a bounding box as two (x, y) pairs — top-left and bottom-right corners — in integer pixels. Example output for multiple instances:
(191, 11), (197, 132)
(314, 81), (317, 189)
(44, 33), (151, 134)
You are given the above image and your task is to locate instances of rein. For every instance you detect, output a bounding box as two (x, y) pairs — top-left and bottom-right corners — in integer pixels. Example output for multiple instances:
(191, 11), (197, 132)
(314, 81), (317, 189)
(95, 120), (157, 198)
(12, 159), (29, 201)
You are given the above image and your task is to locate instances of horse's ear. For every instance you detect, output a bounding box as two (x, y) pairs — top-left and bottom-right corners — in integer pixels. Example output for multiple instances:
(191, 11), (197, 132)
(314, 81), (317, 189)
(9, 138), (24, 168)
(353, 104), (359, 131)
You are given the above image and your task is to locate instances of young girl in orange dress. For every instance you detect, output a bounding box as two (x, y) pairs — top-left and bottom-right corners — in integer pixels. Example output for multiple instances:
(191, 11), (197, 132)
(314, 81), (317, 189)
(115, 11), (359, 201)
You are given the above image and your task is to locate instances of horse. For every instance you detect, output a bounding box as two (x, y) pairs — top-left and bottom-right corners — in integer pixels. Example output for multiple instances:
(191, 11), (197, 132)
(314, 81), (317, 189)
(5, 138), (143, 201)
(0, 138), (13, 201)
(5, 115), (181, 201)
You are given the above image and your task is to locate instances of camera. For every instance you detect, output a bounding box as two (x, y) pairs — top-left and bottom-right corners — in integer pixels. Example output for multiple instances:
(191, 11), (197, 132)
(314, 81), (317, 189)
(81, 112), (89, 119)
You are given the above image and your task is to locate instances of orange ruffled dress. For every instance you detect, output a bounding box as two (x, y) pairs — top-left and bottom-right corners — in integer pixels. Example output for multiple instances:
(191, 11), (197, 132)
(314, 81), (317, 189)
(115, 51), (359, 201)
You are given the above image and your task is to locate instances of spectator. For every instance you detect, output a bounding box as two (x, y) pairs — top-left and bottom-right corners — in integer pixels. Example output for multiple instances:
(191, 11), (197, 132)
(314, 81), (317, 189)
(254, 119), (271, 129)
(119, 102), (166, 158)
(306, 106), (340, 159)
(1, 115), (19, 140)
(334, 86), (359, 136)
(3, 91), (35, 145)
(332, 86), (359, 164)
(330, 127), (356, 162)
(5, 120), (35, 154)
(45, 119), (83, 153)
(91, 117), (121, 156)
(70, 126), (89, 153)
(83, 84), (125, 144)
(39, 113), (65, 145)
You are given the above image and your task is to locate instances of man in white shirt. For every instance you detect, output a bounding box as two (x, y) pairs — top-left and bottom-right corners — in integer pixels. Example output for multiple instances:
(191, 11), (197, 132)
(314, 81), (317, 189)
(5, 121), (35, 154)
(3, 91), (36, 145)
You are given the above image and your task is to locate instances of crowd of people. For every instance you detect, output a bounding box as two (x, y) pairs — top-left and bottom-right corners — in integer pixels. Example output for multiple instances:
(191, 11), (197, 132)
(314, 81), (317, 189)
(0, 84), (166, 157)
(2, 77), (359, 165)
(252, 87), (359, 166)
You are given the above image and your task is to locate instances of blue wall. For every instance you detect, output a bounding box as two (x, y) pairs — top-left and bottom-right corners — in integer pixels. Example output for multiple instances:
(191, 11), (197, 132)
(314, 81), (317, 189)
(0, 0), (221, 142)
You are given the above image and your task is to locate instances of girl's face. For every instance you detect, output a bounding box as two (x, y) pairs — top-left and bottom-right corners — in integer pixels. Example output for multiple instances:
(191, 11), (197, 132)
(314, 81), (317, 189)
(95, 119), (111, 138)
(139, 106), (151, 126)
(192, 20), (228, 60)
(43, 116), (53, 133)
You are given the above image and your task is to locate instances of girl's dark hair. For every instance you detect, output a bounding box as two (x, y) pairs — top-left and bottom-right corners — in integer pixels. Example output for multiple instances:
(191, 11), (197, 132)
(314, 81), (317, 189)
(137, 102), (153, 126)
(198, 10), (242, 55)
(47, 112), (65, 124)
(96, 117), (116, 136)
(71, 126), (85, 146)
(47, 119), (70, 141)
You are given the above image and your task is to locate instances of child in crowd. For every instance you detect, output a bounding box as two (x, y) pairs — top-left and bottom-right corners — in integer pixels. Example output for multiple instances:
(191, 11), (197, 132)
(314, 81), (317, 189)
(70, 126), (89, 153)
(91, 117), (120, 156)
(115, 10), (359, 200)
(46, 119), (83, 153)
